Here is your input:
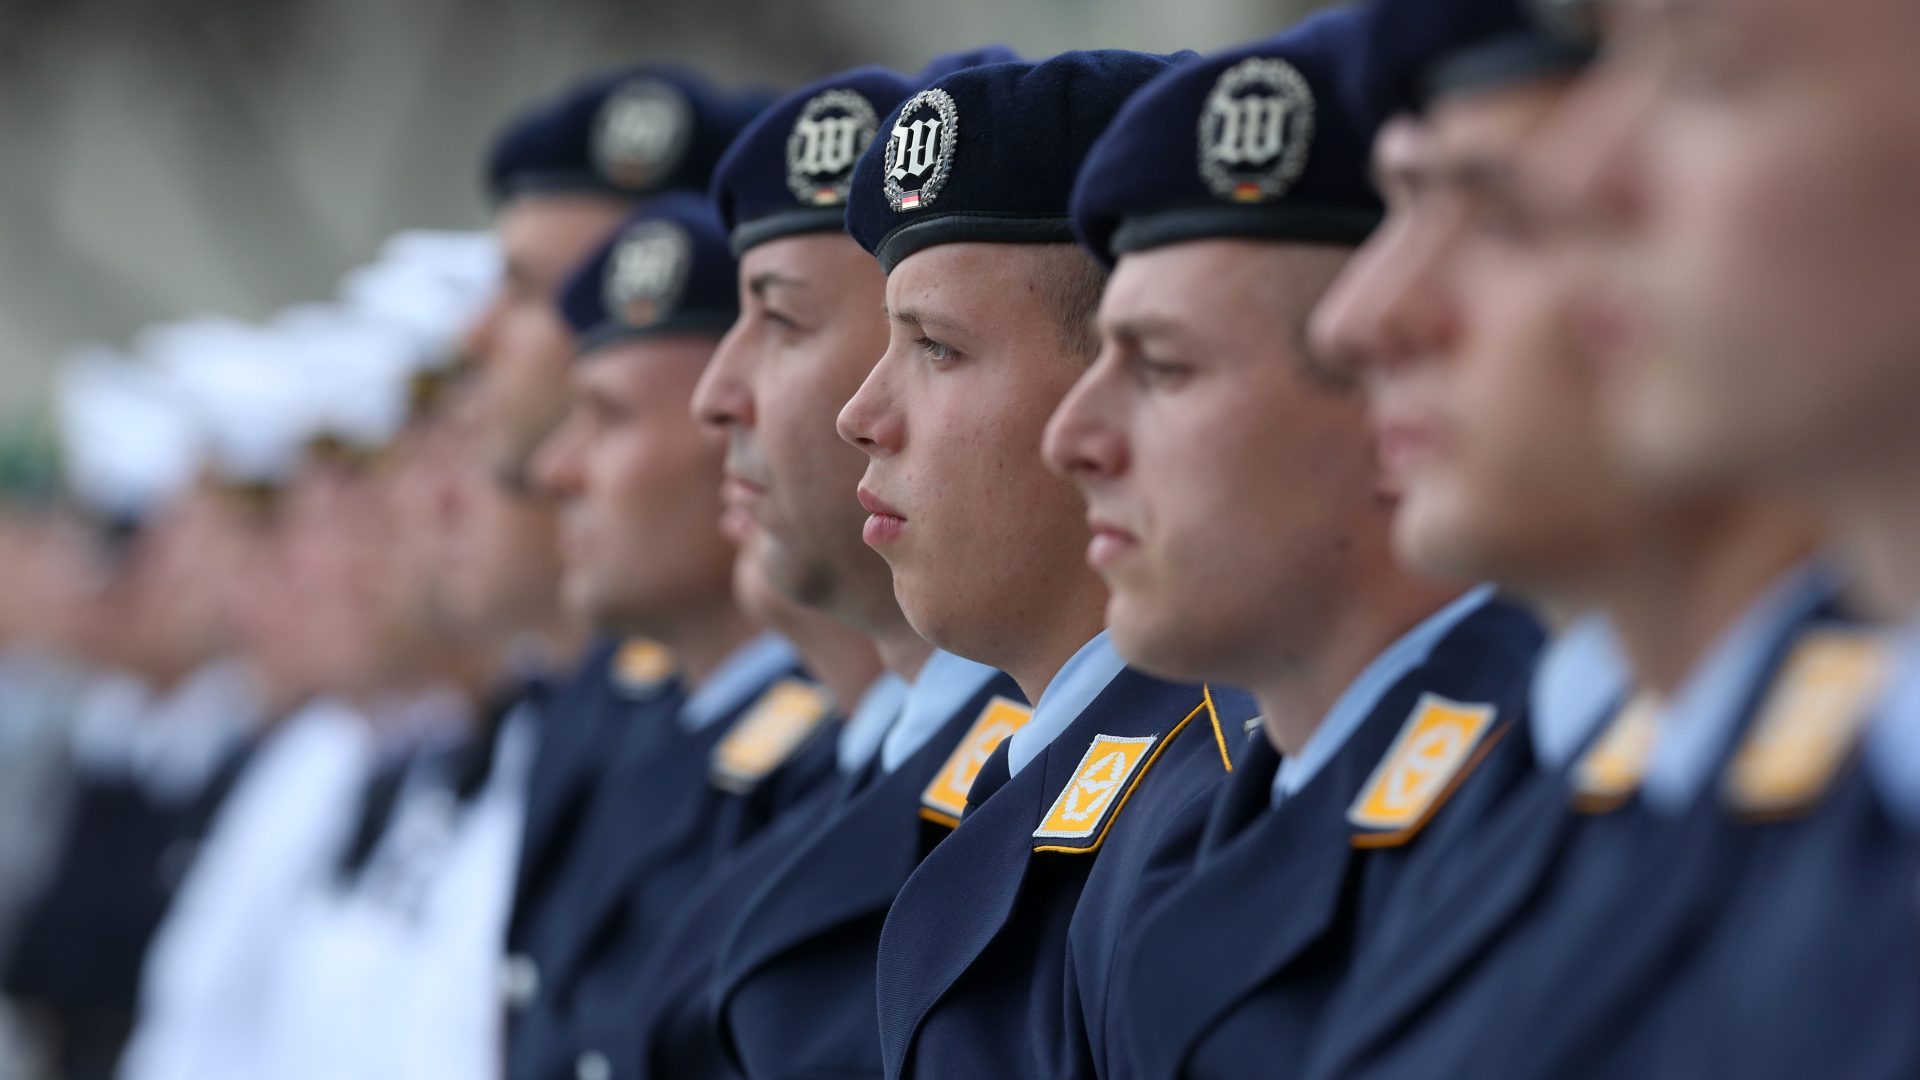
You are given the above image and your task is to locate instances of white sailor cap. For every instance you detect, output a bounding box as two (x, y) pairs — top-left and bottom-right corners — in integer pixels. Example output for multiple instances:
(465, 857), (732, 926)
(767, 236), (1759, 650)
(141, 318), (316, 488)
(337, 230), (501, 366)
(54, 346), (200, 522)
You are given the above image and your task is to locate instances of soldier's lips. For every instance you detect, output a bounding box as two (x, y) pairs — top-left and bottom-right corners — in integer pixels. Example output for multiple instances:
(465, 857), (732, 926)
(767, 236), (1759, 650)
(858, 487), (907, 546)
(1085, 519), (1139, 571)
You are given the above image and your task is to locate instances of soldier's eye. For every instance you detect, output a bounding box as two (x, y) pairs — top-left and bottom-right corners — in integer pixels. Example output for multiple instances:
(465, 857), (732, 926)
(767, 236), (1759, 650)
(914, 336), (957, 364)
(1130, 353), (1192, 388)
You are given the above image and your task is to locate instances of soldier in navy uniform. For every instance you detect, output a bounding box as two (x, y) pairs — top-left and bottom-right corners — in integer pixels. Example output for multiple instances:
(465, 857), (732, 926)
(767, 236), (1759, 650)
(826, 49), (1262, 1080)
(502, 191), (807, 1080)
(467, 65), (772, 990)
(591, 50), (1028, 1080)
(1032, 15), (1542, 1080)
(1511, 0), (1920, 1072)
(1262, 1), (1864, 1077)
(469, 70), (779, 1074)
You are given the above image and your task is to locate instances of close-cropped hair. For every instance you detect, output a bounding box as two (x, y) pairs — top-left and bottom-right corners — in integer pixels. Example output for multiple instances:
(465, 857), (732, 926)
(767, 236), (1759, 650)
(1033, 244), (1109, 362)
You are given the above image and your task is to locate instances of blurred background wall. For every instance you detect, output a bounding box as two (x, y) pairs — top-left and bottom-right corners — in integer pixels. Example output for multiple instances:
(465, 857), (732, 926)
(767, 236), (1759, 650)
(0, 0), (1329, 417)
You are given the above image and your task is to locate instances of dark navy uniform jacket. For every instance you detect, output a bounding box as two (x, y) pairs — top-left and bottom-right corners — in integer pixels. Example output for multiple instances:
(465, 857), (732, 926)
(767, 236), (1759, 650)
(710, 667), (1024, 1080)
(1298, 571), (1840, 1080)
(505, 638), (805, 1080)
(568, 679), (845, 1080)
(507, 637), (673, 966)
(874, 634), (1257, 1080)
(1119, 591), (1543, 1080)
(1621, 621), (1918, 1080)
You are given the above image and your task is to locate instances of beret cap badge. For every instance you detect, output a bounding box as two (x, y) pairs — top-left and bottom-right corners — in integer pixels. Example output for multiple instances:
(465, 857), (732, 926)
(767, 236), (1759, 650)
(1198, 57), (1316, 204)
(593, 77), (694, 190)
(882, 88), (960, 212)
(602, 220), (692, 330)
(786, 88), (881, 207)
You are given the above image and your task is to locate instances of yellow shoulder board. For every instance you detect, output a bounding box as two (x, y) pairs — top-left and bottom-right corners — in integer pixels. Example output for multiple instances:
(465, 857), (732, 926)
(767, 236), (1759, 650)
(1031, 694), (1212, 855)
(1568, 692), (1661, 814)
(1348, 693), (1502, 847)
(1724, 627), (1889, 820)
(613, 638), (677, 696)
(711, 679), (833, 795)
(919, 697), (1032, 828)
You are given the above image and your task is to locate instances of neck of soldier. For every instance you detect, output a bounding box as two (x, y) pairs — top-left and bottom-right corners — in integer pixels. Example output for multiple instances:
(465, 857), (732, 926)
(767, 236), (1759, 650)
(768, 609), (886, 716)
(1253, 567), (1464, 760)
(1577, 501), (1814, 697)
(870, 606), (935, 684)
(1823, 467), (1920, 623)
(647, 600), (763, 693)
(995, 577), (1112, 707)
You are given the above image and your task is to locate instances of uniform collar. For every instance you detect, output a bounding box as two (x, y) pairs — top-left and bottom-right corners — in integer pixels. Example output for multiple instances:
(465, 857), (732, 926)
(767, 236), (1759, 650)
(1006, 631), (1129, 778)
(1640, 560), (1834, 815)
(1865, 615), (1920, 828)
(880, 649), (1005, 773)
(1527, 613), (1631, 773)
(680, 633), (799, 732)
(1273, 585), (1497, 808)
(838, 672), (909, 774)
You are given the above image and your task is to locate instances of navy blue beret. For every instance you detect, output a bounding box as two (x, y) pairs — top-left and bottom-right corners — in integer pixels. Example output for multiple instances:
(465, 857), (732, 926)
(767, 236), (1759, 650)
(711, 47), (1020, 256)
(485, 65), (777, 204)
(1071, 7), (1385, 268)
(845, 50), (1198, 274)
(1361, 0), (1594, 117)
(558, 192), (741, 356)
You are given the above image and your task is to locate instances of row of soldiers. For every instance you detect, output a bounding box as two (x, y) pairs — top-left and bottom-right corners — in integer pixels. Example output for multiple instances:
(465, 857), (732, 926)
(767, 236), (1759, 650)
(1, 0), (1915, 1074)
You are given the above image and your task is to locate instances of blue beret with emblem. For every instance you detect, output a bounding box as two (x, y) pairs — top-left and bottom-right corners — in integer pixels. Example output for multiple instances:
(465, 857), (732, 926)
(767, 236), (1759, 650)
(1072, 7), (1384, 269)
(1361, 0), (1594, 117)
(845, 49), (1198, 274)
(558, 191), (740, 356)
(712, 47), (1019, 256)
(485, 65), (777, 204)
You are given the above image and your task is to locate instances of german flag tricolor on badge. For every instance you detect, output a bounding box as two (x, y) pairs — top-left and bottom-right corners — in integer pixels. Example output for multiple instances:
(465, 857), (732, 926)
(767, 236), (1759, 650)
(1349, 693), (1503, 848)
(920, 697), (1032, 828)
(711, 679), (833, 795)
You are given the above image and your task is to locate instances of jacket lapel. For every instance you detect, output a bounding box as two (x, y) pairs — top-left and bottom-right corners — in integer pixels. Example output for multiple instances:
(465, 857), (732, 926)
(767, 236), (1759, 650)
(1126, 750), (1354, 1080)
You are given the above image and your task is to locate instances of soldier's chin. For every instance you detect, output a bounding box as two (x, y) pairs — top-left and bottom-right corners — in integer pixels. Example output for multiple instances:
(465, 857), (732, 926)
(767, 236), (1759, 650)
(1391, 489), (1487, 587)
(1105, 593), (1215, 688)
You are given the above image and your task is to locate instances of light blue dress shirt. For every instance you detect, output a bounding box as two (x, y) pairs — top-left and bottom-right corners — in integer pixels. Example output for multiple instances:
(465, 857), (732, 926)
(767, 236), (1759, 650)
(1006, 632), (1129, 778)
(1865, 618), (1920, 830)
(679, 633), (800, 733)
(1527, 613), (1632, 774)
(837, 674), (909, 775)
(879, 650), (1007, 774)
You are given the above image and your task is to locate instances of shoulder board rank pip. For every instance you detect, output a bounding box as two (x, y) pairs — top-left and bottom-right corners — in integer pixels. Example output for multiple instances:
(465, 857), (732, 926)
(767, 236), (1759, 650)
(613, 638), (678, 698)
(920, 697), (1032, 829)
(1349, 693), (1504, 848)
(1724, 626), (1890, 821)
(711, 679), (834, 795)
(1031, 691), (1218, 855)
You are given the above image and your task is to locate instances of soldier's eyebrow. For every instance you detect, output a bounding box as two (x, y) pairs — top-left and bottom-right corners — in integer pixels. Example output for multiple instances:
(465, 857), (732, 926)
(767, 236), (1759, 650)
(1102, 313), (1185, 350)
(748, 271), (808, 298)
(885, 305), (965, 340)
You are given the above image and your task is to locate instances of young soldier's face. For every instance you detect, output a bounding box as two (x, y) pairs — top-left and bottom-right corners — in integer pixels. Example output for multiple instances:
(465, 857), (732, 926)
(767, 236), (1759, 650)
(1313, 88), (1640, 595)
(694, 234), (899, 630)
(534, 339), (736, 634)
(838, 242), (1106, 665)
(1534, 0), (1920, 490)
(1044, 240), (1375, 684)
